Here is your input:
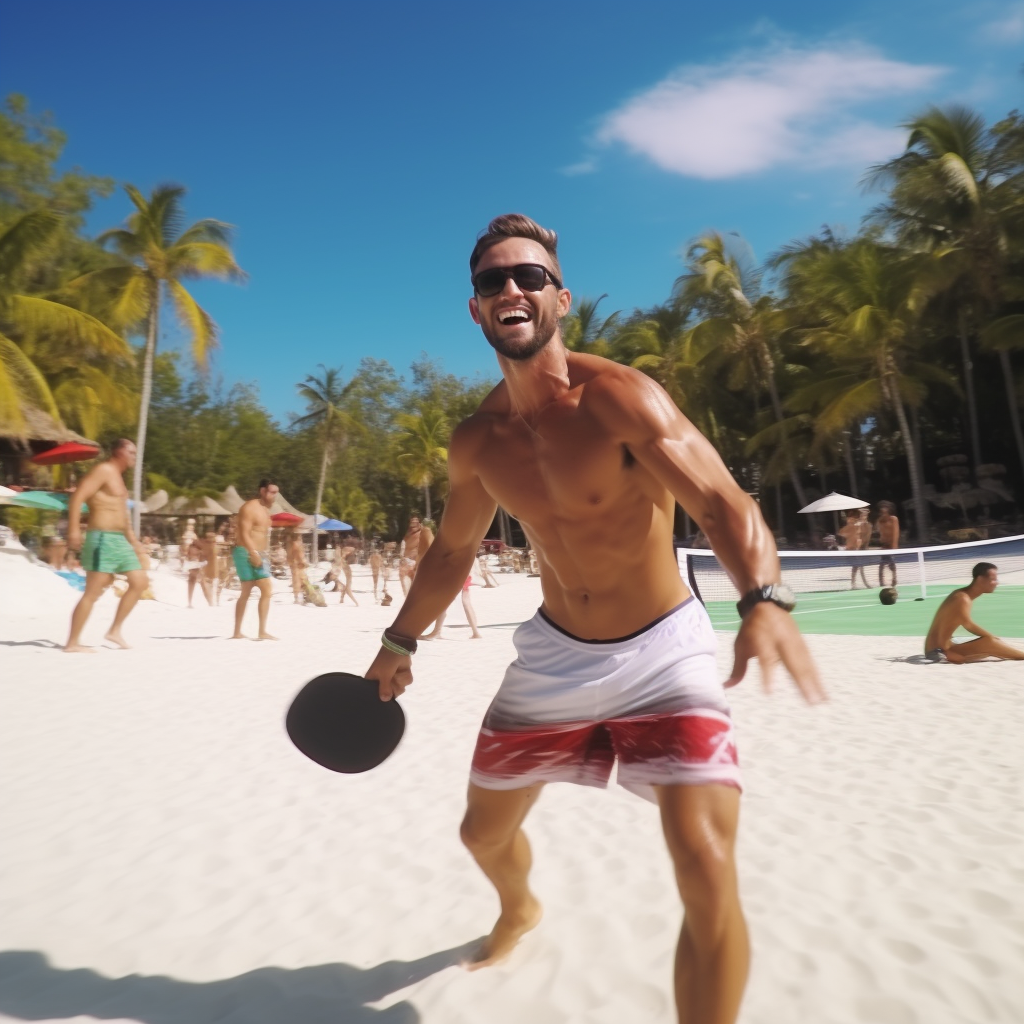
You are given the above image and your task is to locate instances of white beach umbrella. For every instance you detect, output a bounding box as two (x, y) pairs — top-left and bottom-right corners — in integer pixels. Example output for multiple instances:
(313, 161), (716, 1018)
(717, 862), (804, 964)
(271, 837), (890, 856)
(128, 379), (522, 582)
(0, 485), (17, 498)
(798, 491), (870, 514)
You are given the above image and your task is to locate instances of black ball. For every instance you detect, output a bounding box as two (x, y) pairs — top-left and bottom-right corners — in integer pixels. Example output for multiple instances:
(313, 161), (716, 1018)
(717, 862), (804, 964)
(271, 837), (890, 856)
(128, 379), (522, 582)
(879, 587), (898, 605)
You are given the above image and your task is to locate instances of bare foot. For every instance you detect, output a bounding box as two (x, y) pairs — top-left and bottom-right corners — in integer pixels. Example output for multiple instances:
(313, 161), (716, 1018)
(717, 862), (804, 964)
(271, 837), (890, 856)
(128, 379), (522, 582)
(419, 631), (442, 641)
(104, 632), (131, 650)
(465, 897), (543, 970)
(470, 632), (483, 639)
(256, 632), (278, 641)
(63, 644), (96, 653)
(230, 633), (248, 640)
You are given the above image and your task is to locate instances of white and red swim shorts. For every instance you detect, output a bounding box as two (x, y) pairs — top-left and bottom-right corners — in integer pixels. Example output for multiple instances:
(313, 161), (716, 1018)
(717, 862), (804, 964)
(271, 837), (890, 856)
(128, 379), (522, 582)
(470, 597), (740, 802)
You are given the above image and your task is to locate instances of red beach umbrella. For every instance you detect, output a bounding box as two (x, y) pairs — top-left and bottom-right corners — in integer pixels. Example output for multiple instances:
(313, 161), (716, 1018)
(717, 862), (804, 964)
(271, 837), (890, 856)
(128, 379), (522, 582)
(271, 512), (304, 526)
(30, 441), (101, 466)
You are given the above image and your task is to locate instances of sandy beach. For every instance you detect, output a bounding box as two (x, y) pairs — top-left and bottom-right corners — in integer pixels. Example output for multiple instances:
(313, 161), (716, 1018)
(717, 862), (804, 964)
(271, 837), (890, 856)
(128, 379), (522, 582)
(0, 550), (1021, 1024)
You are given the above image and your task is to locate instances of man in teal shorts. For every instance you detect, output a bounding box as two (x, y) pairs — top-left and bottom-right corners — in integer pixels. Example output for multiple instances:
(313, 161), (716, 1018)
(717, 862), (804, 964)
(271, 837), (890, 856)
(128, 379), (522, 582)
(232, 543), (271, 583)
(64, 439), (149, 652)
(231, 478), (279, 640)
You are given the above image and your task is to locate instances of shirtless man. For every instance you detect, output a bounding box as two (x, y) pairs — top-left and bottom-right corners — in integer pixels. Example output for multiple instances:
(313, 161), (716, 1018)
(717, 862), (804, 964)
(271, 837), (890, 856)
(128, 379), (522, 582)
(838, 510), (870, 589)
(231, 479), (278, 640)
(366, 214), (823, 1023)
(924, 562), (1024, 663)
(876, 501), (899, 587)
(64, 439), (149, 652)
(399, 515), (433, 595)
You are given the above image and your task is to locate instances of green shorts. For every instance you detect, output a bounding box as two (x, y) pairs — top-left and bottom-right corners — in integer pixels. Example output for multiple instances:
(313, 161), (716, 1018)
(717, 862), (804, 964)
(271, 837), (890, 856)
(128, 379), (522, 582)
(233, 546), (271, 582)
(82, 531), (142, 575)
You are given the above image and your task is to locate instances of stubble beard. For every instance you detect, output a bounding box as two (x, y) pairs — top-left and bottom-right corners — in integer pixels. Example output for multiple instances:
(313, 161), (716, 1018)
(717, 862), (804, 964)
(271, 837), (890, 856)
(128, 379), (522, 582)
(481, 310), (560, 362)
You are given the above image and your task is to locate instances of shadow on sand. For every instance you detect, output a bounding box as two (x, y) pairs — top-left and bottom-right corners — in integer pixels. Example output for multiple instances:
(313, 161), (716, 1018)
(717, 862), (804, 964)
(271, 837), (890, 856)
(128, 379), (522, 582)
(0, 639), (61, 649)
(0, 943), (481, 1023)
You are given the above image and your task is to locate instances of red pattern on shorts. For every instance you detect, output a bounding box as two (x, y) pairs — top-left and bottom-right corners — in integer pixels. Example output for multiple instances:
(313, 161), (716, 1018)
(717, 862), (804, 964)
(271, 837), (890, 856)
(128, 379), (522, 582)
(471, 710), (738, 790)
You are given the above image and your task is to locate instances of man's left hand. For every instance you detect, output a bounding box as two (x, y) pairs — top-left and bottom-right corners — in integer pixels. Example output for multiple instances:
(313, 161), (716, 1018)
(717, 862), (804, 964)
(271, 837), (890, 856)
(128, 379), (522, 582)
(726, 603), (825, 704)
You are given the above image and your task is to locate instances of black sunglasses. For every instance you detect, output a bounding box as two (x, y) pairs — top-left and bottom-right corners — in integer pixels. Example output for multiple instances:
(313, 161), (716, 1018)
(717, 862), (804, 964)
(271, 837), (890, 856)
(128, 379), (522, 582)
(471, 263), (563, 298)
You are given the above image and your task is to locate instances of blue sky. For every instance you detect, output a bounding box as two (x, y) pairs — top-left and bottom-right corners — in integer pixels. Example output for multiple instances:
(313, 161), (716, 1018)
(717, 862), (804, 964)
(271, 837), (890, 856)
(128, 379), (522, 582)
(3, 1), (1023, 423)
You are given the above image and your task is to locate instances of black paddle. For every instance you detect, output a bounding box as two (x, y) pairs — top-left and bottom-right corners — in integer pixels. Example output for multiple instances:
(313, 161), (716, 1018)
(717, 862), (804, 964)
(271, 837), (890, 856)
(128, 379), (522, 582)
(286, 672), (405, 773)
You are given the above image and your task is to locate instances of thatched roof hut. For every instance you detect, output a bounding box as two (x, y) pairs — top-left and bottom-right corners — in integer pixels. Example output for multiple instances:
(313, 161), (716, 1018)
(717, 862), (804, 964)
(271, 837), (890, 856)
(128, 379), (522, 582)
(1, 407), (99, 485)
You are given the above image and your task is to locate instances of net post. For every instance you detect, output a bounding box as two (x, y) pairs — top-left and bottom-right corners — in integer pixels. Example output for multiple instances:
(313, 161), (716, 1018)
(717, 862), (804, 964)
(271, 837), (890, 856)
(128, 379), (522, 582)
(686, 553), (705, 606)
(917, 549), (926, 600)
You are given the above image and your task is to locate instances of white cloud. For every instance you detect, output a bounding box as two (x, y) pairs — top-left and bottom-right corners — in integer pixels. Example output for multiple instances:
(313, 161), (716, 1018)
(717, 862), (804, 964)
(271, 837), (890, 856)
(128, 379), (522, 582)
(594, 45), (945, 180)
(976, 3), (1024, 44)
(561, 159), (598, 176)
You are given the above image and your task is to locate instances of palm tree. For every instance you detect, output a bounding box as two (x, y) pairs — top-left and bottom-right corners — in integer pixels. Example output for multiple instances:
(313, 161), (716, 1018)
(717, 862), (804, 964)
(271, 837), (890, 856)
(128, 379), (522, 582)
(562, 295), (621, 355)
(69, 185), (244, 531)
(677, 232), (810, 507)
(293, 366), (361, 561)
(867, 105), (1024, 481)
(0, 209), (131, 437)
(775, 237), (937, 541)
(394, 405), (449, 519)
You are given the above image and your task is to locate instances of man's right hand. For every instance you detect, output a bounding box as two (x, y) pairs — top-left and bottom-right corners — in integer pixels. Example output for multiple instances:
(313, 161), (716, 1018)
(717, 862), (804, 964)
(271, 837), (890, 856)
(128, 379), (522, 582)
(67, 530), (82, 552)
(248, 549), (261, 568)
(367, 647), (413, 702)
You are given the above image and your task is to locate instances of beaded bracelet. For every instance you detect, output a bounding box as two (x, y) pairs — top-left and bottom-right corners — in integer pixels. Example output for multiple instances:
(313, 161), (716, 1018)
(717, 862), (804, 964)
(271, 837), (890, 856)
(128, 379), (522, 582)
(381, 628), (417, 656)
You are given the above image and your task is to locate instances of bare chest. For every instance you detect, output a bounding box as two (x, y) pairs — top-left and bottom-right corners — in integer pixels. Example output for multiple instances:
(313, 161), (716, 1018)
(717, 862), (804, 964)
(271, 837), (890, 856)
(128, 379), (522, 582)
(476, 407), (640, 523)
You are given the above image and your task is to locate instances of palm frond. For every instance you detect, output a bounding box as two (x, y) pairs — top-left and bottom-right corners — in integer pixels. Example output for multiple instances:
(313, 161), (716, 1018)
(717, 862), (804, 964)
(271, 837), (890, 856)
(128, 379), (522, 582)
(4, 295), (132, 360)
(0, 331), (60, 435)
(167, 280), (217, 368)
(166, 241), (246, 282)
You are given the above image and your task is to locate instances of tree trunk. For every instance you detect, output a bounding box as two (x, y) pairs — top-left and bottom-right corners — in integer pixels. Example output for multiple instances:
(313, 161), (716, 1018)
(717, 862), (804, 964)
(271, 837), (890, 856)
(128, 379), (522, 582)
(842, 432), (858, 496)
(958, 307), (983, 481)
(996, 348), (1024, 485)
(423, 483), (432, 520)
(131, 283), (159, 537)
(763, 351), (809, 508)
(312, 440), (329, 564)
(885, 373), (930, 543)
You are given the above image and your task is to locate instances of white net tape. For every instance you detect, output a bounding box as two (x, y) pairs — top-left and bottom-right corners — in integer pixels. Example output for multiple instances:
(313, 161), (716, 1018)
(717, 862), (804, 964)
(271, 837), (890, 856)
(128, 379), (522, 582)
(677, 535), (1024, 604)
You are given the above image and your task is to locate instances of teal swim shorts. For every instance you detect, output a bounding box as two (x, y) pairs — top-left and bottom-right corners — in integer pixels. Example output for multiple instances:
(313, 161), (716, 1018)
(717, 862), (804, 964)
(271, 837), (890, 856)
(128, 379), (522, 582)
(82, 530), (142, 575)
(233, 545), (271, 582)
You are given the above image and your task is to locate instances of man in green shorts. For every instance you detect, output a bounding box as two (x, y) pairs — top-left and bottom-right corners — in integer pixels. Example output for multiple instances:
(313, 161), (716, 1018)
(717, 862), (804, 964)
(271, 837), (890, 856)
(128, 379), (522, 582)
(64, 439), (149, 652)
(231, 478), (279, 640)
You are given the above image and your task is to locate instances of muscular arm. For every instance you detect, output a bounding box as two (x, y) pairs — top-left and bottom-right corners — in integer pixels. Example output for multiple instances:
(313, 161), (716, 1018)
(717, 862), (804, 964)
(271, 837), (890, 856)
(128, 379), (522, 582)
(593, 373), (778, 593)
(593, 370), (823, 701)
(368, 422), (497, 698)
(66, 466), (108, 547)
(236, 506), (260, 563)
(392, 429), (496, 636)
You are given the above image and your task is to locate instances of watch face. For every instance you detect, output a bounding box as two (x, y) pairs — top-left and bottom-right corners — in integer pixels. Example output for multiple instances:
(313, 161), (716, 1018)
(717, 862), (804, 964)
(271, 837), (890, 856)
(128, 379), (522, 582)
(769, 583), (796, 610)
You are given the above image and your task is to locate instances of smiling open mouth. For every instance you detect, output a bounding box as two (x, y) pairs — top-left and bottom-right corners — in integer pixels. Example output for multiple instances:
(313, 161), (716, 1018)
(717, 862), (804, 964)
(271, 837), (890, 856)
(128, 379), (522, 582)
(497, 309), (531, 326)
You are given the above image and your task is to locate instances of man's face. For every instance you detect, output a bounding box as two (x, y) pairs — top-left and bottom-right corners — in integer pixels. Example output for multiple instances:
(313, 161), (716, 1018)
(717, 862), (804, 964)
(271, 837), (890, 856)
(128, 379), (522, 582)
(118, 443), (137, 468)
(409, 517), (421, 533)
(259, 484), (279, 508)
(468, 238), (571, 362)
(981, 569), (999, 593)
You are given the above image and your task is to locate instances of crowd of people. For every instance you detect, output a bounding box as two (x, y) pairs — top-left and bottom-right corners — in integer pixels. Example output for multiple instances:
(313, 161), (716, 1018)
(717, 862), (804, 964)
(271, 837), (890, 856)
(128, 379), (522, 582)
(54, 459), (510, 650)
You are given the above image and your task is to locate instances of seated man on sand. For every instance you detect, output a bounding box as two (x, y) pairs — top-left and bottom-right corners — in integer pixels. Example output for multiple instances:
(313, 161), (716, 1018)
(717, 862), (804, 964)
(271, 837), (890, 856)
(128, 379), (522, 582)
(924, 562), (1024, 663)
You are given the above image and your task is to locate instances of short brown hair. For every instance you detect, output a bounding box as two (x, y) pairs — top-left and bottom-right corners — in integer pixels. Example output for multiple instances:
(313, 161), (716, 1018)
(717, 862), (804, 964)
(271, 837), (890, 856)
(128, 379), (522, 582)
(469, 213), (562, 280)
(111, 438), (134, 454)
(972, 561), (997, 579)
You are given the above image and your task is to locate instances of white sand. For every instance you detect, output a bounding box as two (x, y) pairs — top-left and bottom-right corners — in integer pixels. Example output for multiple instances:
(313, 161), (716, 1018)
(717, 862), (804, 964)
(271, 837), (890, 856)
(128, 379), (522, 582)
(0, 554), (1021, 1024)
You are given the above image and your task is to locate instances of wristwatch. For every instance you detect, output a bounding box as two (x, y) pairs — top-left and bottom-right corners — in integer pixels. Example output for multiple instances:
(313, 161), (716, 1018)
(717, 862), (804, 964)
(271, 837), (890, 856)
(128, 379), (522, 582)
(736, 582), (796, 618)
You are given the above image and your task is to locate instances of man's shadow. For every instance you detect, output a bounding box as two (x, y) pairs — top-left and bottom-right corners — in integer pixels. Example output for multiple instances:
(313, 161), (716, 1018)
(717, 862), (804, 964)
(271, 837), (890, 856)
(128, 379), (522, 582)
(0, 943), (481, 1023)
(0, 640), (61, 648)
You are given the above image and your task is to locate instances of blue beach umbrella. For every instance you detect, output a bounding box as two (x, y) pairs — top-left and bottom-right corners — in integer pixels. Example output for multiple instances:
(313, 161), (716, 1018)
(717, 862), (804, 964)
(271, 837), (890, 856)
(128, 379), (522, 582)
(316, 517), (353, 531)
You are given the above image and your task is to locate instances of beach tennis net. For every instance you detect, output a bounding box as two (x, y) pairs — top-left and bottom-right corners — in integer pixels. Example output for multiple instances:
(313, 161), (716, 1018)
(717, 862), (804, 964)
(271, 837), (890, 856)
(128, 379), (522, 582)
(678, 534), (1024, 604)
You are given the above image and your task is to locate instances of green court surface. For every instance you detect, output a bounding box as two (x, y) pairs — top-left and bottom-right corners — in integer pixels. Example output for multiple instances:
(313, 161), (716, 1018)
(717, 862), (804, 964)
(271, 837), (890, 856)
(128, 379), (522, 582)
(704, 584), (1024, 637)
